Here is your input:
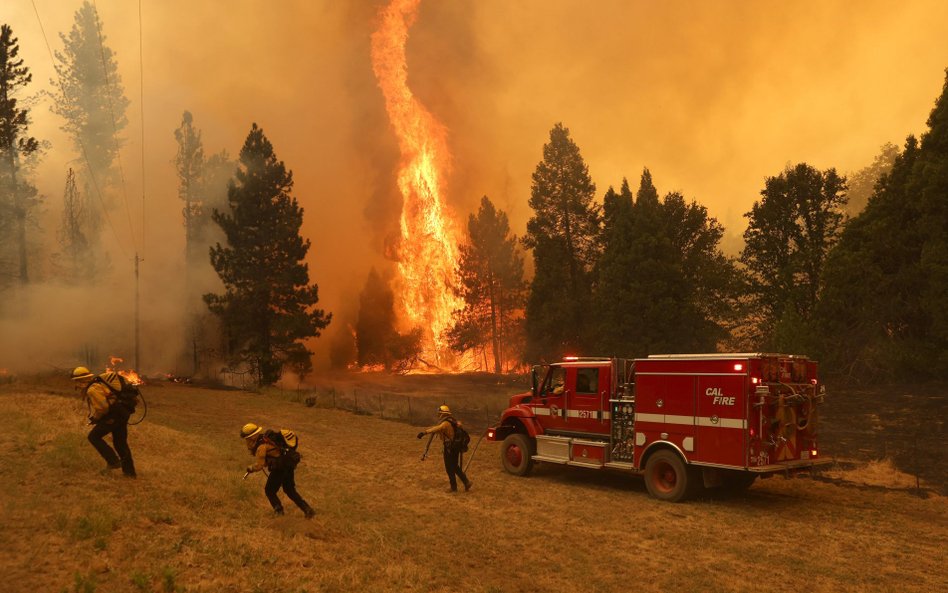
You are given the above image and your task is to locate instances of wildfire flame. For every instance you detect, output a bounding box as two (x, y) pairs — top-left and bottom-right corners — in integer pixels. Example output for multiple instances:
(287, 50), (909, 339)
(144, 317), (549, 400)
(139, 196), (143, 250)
(106, 355), (144, 385)
(371, 0), (463, 366)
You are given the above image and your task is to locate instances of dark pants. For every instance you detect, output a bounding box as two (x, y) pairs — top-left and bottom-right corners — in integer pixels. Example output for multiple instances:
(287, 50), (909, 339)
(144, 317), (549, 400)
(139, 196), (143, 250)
(265, 465), (312, 514)
(88, 410), (136, 476)
(443, 446), (469, 490)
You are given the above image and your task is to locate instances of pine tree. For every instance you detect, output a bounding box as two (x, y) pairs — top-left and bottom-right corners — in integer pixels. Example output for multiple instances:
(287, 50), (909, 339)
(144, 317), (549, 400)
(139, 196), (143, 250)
(740, 163), (847, 349)
(51, 1), (129, 195)
(593, 180), (636, 354)
(355, 267), (422, 371)
(450, 196), (526, 372)
(844, 143), (898, 217)
(523, 123), (600, 360)
(594, 170), (737, 357)
(356, 267), (397, 368)
(0, 24), (41, 286)
(174, 111), (205, 270)
(205, 124), (331, 386)
(818, 71), (948, 379)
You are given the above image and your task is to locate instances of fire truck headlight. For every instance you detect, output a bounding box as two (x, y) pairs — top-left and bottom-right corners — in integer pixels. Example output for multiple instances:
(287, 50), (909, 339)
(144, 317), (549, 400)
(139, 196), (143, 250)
(811, 449), (818, 457)
(488, 430), (495, 439)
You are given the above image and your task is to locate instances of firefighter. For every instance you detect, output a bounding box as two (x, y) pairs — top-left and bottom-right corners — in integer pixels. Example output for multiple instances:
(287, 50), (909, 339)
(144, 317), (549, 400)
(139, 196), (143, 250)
(71, 366), (137, 478)
(416, 405), (472, 493)
(241, 423), (315, 518)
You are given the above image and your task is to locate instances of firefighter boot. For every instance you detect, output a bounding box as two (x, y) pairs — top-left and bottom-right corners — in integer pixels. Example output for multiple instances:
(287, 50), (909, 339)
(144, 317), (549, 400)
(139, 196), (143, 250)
(273, 506), (285, 517)
(463, 478), (473, 492)
(303, 506), (316, 519)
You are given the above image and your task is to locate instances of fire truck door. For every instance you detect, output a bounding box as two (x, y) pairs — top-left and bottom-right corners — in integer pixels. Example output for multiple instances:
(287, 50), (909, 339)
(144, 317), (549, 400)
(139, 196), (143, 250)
(532, 365), (567, 431)
(567, 365), (610, 432)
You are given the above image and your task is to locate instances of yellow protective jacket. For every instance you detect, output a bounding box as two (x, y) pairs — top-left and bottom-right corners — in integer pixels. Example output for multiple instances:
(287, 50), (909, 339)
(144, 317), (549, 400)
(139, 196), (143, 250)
(422, 418), (457, 444)
(247, 439), (282, 473)
(83, 372), (124, 422)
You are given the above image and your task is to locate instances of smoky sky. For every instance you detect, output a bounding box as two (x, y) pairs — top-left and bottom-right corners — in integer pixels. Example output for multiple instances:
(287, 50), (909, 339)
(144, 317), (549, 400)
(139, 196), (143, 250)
(3, 0), (948, 372)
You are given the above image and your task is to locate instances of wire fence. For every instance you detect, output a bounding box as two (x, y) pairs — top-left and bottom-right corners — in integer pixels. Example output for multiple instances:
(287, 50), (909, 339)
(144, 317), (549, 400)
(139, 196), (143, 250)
(274, 385), (509, 435)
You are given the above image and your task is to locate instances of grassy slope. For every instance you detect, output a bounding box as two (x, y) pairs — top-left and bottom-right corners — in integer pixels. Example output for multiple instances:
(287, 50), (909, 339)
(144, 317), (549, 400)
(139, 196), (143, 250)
(1, 377), (945, 593)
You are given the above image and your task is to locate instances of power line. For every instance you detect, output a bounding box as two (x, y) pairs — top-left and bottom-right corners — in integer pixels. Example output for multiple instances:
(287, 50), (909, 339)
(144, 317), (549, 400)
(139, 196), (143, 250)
(29, 0), (129, 260)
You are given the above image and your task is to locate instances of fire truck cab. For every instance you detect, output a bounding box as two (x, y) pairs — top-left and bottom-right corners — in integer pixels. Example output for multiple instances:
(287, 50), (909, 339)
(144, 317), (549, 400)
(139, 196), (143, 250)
(487, 354), (828, 501)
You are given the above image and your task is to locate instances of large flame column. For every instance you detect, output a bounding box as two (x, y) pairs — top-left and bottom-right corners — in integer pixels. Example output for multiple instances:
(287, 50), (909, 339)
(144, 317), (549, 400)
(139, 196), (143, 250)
(371, 0), (463, 365)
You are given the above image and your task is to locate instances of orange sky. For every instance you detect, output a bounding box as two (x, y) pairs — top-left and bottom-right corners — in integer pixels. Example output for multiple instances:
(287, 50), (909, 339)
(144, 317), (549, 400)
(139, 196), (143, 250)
(4, 0), (948, 370)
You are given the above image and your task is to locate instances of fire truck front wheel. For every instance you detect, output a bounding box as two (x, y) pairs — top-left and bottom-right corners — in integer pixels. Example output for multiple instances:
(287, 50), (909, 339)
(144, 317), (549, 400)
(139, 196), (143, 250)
(644, 449), (693, 502)
(501, 433), (535, 477)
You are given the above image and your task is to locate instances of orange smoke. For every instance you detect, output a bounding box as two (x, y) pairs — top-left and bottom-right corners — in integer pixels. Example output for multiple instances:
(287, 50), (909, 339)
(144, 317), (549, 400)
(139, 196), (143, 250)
(370, 0), (463, 366)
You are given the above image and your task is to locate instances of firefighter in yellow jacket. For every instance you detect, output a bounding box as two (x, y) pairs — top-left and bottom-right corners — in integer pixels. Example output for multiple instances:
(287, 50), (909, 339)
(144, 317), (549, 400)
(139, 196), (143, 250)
(241, 423), (315, 518)
(417, 405), (472, 493)
(72, 366), (137, 478)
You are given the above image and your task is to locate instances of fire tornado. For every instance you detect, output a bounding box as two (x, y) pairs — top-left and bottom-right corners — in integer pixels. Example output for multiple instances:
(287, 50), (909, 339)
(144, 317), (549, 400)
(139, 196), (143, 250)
(370, 0), (463, 366)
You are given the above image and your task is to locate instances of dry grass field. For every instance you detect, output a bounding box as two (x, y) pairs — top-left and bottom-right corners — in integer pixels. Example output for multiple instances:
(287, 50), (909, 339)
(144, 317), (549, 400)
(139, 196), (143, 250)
(1, 373), (945, 593)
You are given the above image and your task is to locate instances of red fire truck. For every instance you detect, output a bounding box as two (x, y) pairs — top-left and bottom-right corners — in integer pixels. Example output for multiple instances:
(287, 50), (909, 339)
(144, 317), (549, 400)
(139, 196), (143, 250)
(486, 353), (828, 501)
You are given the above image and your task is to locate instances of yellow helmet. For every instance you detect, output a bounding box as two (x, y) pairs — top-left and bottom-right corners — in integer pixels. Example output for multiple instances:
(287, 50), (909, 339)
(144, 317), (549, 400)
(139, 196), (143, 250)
(240, 423), (262, 439)
(71, 366), (94, 381)
(438, 404), (451, 417)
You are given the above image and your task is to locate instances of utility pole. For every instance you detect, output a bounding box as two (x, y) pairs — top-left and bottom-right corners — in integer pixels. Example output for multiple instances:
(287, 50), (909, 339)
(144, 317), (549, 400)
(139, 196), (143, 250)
(135, 253), (140, 370)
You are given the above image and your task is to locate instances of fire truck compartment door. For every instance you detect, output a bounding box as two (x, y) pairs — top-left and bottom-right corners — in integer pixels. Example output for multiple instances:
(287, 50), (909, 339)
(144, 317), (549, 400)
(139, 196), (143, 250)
(535, 435), (571, 463)
(695, 374), (747, 467)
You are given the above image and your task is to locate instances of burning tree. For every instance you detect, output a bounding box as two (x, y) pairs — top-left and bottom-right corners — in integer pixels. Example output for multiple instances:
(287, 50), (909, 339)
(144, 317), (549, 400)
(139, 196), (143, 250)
(0, 24), (41, 287)
(204, 123), (331, 386)
(449, 196), (526, 373)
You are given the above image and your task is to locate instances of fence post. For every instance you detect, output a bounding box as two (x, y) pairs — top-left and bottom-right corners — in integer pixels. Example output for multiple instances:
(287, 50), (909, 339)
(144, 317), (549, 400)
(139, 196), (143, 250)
(379, 394), (383, 419)
(354, 389), (359, 413)
(331, 388), (336, 409)
(408, 397), (412, 424)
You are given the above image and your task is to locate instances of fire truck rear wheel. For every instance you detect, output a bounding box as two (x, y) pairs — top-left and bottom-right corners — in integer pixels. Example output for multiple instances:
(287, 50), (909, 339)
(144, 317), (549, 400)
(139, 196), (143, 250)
(501, 433), (535, 477)
(644, 449), (692, 502)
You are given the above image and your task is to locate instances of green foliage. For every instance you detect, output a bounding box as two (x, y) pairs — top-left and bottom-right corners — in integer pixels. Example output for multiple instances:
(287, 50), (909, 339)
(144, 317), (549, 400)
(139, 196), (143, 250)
(594, 171), (738, 357)
(523, 123), (600, 360)
(450, 196), (526, 372)
(740, 163), (847, 349)
(817, 71), (948, 379)
(205, 123), (331, 386)
(0, 24), (42, 286)
(162, 567), (182, 593)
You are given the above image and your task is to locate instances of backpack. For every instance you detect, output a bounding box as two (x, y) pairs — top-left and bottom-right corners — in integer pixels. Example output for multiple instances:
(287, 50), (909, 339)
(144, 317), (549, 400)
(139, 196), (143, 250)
(264, 429), (302, 469)
(446, 418), (470, 453)
(97, 374), (141, 412)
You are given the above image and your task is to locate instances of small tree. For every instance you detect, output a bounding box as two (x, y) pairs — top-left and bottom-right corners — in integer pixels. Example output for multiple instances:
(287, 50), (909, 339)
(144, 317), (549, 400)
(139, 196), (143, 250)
(205, 123), (330, 386)
(51, 168), (90, 283)
(355, 267), (422, 371)
(451, 196), (526, 372)
(0, 24), (41, 286)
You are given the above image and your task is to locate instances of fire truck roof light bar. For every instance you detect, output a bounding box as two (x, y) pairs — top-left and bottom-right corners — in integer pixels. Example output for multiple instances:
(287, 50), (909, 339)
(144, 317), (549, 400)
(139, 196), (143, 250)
(646, 353), (809, 360)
